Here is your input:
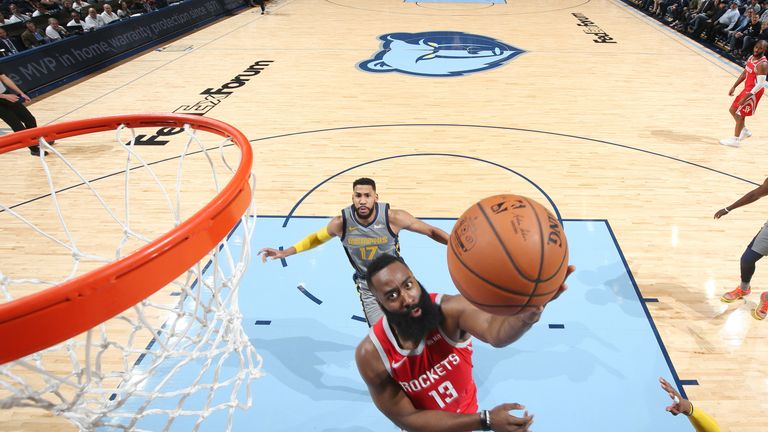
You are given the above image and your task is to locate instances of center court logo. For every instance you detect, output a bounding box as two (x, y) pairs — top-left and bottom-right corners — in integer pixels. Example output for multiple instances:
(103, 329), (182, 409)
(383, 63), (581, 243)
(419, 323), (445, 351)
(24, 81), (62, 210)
(358, 31), (524, 77)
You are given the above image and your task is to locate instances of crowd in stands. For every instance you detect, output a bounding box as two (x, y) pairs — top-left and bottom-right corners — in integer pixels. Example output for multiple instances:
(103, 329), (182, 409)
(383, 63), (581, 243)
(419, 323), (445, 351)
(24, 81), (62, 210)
(0, 0), (165, 56)
(626, 0), (768, 64)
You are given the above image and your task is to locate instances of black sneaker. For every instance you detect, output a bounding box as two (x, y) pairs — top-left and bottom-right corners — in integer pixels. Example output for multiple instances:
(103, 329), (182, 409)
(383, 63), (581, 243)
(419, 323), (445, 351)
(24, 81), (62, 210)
(29, 146), (48, 156)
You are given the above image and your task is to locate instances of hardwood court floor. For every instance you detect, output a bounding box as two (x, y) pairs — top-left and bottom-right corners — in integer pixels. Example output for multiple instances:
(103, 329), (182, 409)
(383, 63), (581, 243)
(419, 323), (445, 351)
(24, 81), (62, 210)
(1, 0), (767, 430)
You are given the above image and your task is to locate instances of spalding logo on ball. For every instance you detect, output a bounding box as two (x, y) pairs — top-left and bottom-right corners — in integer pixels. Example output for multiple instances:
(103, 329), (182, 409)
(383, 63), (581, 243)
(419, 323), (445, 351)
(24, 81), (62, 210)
(447, 194), (569, 315)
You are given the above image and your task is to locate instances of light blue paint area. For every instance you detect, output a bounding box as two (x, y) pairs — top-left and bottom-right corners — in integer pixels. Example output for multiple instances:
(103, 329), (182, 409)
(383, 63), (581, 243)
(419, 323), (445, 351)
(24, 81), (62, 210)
(405, 0), (505, 3)
(103, 217), (692, 431)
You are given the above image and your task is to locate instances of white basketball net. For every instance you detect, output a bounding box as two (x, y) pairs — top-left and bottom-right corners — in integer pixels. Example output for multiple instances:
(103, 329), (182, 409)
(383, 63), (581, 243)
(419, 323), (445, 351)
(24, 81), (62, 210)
(0, 122), (262, 431)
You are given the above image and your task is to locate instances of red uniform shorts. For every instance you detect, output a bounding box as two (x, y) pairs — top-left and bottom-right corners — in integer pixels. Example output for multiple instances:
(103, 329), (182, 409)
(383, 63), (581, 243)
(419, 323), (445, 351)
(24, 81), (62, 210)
(732, 88), (764, 117)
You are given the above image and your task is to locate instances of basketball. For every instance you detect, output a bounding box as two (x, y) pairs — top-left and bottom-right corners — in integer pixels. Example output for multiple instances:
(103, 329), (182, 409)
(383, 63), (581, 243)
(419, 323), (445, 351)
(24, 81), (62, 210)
(447, 194), (569, 315)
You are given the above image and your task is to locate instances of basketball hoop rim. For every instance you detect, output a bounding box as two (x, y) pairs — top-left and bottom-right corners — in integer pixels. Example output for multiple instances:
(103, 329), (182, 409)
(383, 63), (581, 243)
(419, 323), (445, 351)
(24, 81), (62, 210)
(0, 113), (253, 365)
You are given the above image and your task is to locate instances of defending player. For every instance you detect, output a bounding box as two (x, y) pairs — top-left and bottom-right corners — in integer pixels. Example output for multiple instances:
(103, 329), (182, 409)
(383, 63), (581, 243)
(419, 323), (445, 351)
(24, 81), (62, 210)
(259, 178), (449, 325)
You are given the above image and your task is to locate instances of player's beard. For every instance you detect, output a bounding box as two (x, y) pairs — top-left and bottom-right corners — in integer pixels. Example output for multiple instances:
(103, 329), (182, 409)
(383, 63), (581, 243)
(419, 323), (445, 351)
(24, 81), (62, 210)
(384, 282), (443, 344)
(354, 204), (372, 220)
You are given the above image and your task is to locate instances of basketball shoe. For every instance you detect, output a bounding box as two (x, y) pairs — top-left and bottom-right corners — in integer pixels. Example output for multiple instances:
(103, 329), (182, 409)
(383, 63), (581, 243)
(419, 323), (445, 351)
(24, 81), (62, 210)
(721, 286), (751, 302)
(752, 292), (768, 320)
(719, 136), (741, 147)
(739, 128), (752, 140)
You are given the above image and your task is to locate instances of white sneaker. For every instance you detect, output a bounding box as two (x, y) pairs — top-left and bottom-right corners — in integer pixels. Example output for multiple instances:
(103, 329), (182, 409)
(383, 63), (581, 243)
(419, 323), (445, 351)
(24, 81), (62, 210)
(720, 136), (741, 147)
(739, 128), (752, 140)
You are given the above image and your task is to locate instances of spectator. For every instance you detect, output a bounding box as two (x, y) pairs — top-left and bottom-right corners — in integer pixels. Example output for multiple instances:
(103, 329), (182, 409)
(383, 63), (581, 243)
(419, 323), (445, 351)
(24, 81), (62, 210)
(44, 17), (67, 41)
(687, 0), (720, 37)
(37, 0), (60, 11)
(66, 10), (85, 33)
(137, 0), (157, 13)
(59, 0), (76, 16)
(116, 1), (130, 18)
(0, 27), (20, 56)
(0, 11), (9, 26)
(6, 4), (31, 23)
(32, 3), (50, 18)
(20, 21), (46, 48)
(31, 3), (50, 17)
(651, 0), (671, 17)
(71, 0), (90, 12)
(681, 0), (705, 25)
(691, 0), (728, 39)
(685, 0), (703, 19)
(84, 7), (105, 30)
(630, 0), (768, 65)
(729, 9), (761, 56)
(725, 8), (754, 39)
(19, 0), (37, 14)
(100, 3), (118, 24)
(668, 0), (696, 28)
(746, 0), (761, 13)
(706, 1), (741, 42)
(742, 18), (768, 55)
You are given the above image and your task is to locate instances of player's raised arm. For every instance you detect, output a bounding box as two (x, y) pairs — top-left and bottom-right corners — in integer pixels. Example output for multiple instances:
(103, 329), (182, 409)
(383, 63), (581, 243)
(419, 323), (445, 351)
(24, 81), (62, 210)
(258, 216), (343, 262)
(442, 265), (575, 348)
(389, 208), (449, 244)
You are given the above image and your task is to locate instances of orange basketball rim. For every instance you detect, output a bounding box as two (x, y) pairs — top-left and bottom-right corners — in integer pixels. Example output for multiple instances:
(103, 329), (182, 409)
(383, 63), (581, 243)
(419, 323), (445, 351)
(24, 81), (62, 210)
(0, 114), (253, 364)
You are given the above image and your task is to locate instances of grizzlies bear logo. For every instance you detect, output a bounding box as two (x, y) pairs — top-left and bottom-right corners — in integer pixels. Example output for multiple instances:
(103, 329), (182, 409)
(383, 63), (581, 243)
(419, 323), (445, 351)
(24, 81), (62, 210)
(358, 31), (524, 77)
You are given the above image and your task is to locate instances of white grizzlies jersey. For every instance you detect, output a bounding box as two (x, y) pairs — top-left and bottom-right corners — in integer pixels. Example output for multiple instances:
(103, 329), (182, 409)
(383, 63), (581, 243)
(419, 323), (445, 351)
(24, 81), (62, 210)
(341, 202), (400, 277)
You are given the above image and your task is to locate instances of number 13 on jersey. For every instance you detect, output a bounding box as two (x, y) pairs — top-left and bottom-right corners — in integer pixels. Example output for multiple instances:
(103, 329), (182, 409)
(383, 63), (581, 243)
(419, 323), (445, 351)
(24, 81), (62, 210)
(428, 381), (458, 408)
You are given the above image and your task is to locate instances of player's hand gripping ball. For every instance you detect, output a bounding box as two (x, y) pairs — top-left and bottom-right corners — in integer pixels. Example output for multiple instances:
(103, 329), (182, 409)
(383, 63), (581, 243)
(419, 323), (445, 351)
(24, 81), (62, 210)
(447, 194), (569, 315)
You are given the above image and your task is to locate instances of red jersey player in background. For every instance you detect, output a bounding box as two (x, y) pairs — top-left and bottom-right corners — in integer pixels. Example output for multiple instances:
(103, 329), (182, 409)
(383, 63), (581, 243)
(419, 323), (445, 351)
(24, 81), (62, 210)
(355, 254), (574, 432)
(720, 40), (768, 147)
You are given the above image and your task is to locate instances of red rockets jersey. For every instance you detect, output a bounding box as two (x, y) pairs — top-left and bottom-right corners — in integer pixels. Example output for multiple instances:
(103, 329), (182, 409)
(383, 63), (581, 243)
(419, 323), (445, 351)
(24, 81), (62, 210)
(368, 293), (478, 413)
(744, 55), (767, 93)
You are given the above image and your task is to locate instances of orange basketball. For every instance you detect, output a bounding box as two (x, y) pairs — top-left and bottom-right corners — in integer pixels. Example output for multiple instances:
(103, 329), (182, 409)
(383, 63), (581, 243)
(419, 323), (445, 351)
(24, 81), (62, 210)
(447, 194), (569, 315)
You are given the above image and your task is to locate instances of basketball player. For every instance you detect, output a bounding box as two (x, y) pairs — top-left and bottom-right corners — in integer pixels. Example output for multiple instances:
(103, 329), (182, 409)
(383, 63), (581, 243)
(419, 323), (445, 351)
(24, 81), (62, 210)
(715, 176), (768, 320)
(258, 177), (449, 325)
(659, 377), (721, 432)
(355, 254), (575, 432)
(719, 40), (768, 147)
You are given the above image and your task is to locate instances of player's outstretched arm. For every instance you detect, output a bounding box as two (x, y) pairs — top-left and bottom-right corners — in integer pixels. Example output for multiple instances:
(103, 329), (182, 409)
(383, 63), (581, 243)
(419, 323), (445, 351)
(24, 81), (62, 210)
(659, 377), (721, 432)
(389, 208), (449, 244)
(444, 266), (575, 348)
(714, 177), (768, 219)
(258, 217), (343, 262)
(355, 338), (533, 432)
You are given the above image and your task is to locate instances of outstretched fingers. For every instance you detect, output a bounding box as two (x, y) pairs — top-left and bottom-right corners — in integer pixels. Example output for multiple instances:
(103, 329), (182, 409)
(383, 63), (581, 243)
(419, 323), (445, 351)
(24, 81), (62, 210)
(659, 377), (679, 398)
